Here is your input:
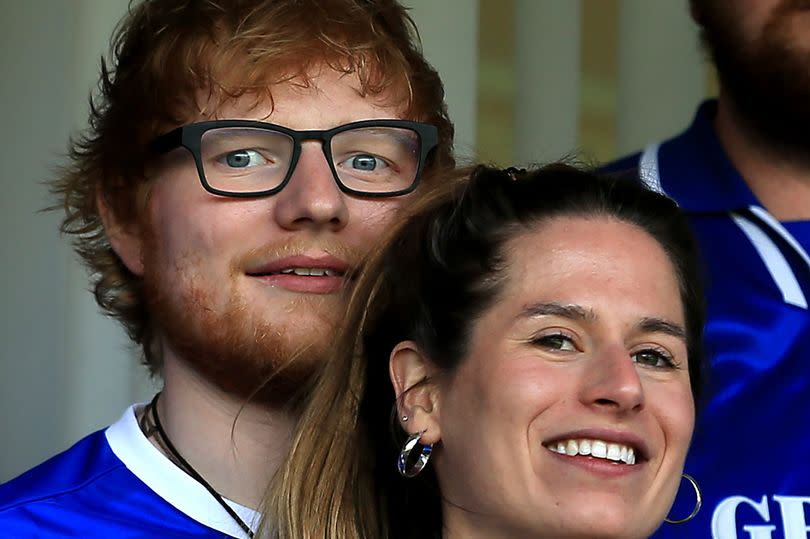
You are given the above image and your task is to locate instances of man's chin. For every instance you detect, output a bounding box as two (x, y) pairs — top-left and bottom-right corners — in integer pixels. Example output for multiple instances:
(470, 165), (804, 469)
(164, 329), (331, 408)
(154, 293), (339, 406)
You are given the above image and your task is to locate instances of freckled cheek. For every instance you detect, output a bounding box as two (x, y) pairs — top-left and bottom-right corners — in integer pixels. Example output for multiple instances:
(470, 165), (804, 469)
(150, 206), (244, 268)
(349, 200), (404, 235)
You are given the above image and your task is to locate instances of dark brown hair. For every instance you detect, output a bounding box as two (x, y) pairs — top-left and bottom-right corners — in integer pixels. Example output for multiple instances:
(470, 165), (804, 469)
(271, 163), (706, 538)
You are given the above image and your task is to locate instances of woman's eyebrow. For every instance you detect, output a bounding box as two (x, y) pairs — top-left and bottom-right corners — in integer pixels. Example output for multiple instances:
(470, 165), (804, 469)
(637, 317), (687, 341)
(521, 302), (596, 322)
(520, 304), (687, 341)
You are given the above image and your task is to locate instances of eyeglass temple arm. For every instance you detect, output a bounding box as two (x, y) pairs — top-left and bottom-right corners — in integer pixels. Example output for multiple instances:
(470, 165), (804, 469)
(149, 128), (184, 154)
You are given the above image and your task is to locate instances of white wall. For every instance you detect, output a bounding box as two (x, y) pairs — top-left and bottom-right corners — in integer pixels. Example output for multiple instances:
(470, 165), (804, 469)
(1, 0), (150, 482)
(508, 0), (704, 163)
(409, 0), (479, 160)
(513, 0), (582, 165)
(616, 0), (705, 153)
(1, 0), (73, 482)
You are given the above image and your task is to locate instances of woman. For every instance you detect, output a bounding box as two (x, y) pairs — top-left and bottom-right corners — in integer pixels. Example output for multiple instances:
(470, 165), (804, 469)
(269, 164), (706, 539)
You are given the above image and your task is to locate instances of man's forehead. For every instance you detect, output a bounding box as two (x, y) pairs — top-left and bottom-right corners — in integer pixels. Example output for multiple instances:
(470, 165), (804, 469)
(189, 67), (410, 127)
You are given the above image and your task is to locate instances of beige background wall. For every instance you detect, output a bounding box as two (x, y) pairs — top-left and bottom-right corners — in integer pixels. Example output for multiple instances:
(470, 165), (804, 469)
(0, 0), (708, 480)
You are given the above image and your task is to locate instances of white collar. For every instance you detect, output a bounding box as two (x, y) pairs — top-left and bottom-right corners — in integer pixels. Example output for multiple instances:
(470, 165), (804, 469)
(105, 403), (261, 538)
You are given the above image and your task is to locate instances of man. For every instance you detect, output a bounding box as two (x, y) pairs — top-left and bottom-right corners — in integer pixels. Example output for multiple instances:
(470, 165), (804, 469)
(606, 1), (810, 537)
(0, 1), (453, 536)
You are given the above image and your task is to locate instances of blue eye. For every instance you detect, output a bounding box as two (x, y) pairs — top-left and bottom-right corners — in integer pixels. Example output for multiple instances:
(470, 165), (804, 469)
(347, 154), (388, 171)
(221, 149), (267, 168)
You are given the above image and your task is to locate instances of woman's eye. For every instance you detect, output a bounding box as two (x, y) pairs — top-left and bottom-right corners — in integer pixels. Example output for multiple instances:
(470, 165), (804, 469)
(341, 154), (389, 172)
(632, 348), (675, 369)
(533, 333), (577, 351)
(220, 149), (268, 168)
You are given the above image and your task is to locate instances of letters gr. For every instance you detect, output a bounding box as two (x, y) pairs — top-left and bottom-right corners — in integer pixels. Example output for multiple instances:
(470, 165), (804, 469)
(712, 495), (810, 539)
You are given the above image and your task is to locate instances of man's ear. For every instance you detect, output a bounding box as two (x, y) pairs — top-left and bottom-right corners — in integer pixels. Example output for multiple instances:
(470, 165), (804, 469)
(97, 189), (145, 276)
(389, 340), (442, 445)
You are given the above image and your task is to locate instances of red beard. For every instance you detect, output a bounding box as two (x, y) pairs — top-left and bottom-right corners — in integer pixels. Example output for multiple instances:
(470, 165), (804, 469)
(140, 226), (360, 406)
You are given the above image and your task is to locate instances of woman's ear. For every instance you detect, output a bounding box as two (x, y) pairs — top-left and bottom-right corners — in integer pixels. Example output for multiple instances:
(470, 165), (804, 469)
(390, 341), (442, 445)
(97, 189), (145, 276)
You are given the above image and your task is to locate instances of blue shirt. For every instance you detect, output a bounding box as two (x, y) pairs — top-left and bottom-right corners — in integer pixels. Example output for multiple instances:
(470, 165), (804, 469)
(0, 405), (260, 538)
(607, 100), (810, 539)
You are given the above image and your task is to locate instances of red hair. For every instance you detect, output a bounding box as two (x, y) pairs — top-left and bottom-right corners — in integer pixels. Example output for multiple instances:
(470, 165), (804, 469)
(53, 0), (454, 372)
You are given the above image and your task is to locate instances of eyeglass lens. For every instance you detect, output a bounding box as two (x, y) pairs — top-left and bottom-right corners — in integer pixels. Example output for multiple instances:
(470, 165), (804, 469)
(199, 126), (421, 195)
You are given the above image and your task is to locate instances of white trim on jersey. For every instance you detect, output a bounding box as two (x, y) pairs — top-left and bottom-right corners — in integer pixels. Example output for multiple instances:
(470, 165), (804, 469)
(105, 404), (261, 539)
(748, 205), (810, 273)
(643, 144), (808, 310)
(731, 213), (808, 309)
(639, 143), (665, 195)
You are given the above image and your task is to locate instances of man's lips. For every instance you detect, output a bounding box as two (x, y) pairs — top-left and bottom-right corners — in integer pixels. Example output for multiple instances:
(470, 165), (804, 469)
(245, 254), (350, 276)
(245, 255), (351, 294)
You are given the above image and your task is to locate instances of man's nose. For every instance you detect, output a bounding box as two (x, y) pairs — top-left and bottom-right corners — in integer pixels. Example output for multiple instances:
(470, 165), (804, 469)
(272, 142), (349, 231)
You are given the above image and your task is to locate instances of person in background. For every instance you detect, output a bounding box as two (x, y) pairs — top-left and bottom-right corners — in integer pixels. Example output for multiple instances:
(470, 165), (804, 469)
(604, 1), (810, 536)
(270, 164), (707, 539)
(0, 1), (453, 537)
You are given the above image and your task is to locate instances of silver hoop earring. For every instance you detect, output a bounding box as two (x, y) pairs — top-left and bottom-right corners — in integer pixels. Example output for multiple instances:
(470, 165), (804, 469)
(665, 473), (702, 524)
(397, 430), (432, 478)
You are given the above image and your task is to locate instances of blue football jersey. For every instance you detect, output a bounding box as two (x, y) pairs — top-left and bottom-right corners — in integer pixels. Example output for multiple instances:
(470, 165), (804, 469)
(606, 100), (810, 539)
(0, 405), (260, 538)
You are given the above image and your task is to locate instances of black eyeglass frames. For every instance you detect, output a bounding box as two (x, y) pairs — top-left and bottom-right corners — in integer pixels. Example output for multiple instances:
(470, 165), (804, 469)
(149, 119), (439, 198)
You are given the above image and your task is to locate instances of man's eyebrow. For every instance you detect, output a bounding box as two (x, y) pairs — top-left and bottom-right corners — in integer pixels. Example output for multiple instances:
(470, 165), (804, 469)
(638, 317), (687, 341)
(521, 302), (596, 322)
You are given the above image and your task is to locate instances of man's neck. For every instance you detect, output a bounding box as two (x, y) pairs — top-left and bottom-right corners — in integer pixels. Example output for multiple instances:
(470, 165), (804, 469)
(153, 355), (296, 509)
(714, 93), (810, 221)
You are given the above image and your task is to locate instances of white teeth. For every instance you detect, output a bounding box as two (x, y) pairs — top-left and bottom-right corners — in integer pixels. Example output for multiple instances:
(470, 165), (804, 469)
(579, 439), (591, 456)
(280, 268), (337, 277)
(545, 438), (638, 465)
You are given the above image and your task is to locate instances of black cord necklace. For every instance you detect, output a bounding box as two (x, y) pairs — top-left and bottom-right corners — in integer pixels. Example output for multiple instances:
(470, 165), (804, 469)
(148, 393), (255, 538)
